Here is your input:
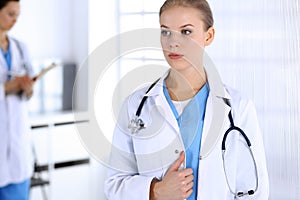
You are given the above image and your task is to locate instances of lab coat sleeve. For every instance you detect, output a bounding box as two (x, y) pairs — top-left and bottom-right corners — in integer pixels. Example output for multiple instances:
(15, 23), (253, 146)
(236, 100), (269, 200)
(104, 97), (155, 200)
(0, 84), (5, 101)
(17, 40), (34, 100)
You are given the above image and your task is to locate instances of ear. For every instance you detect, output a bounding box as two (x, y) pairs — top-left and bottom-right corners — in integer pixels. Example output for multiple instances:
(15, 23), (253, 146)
(204, 27), (215, 46)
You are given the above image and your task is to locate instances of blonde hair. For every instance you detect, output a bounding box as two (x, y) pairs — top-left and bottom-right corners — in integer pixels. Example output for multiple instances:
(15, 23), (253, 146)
(159, 0), (214, 31)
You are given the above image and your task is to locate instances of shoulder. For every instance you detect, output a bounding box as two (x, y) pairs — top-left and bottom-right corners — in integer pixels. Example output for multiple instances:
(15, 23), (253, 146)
(125, 85), (152, 110)
(9, 36), (22, 45)
(115, 84), (155, 131)
(120, 79), (162, 118)
(224, 85), (244, 105)
(8, 36), (28, 52)
(224, 85), (257, 123)
(224, 84), (253, 107)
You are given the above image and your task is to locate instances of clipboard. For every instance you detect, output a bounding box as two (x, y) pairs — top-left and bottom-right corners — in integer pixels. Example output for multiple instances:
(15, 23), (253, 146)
(32, 63), (59, 81)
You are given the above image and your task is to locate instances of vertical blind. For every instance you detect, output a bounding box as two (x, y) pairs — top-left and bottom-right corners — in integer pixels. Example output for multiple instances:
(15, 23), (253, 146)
(117, 0), (300, 199)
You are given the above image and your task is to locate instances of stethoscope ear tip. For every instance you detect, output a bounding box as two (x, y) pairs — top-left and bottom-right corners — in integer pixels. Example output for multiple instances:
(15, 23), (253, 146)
(236, 189), (255, 197)
(248, 190), (254, 195)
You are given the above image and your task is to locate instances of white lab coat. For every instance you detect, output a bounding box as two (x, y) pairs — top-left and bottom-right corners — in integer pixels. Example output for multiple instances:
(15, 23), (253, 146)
(0, 36), (34, 187)
(105, 71), (269, 200)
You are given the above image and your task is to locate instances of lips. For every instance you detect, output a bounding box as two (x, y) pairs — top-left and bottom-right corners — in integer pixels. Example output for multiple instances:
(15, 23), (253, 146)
(168, 53), (183, 60)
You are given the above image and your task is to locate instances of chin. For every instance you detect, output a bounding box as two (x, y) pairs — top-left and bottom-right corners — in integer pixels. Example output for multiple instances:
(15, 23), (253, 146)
(167, 59), (193, 71)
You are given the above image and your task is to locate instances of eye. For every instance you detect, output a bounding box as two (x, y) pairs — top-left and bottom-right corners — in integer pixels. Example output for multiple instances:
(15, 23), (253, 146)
(161, 30), (171, 36)
(8, 12), (18, 18)
(181, 29), (192, 35)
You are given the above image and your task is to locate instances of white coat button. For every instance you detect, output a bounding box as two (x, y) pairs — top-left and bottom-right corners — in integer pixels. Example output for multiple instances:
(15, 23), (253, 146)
(175, 149), (179, 154)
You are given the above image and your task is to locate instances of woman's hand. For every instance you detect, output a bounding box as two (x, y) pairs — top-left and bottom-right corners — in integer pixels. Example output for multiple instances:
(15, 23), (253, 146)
(20, 75), (34, 99)
(5, 75), (34, 99)
(150, 152), (194, 200)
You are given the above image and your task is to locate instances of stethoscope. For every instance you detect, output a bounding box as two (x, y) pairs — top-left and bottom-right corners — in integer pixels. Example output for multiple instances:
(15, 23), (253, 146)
(222, 110), (259, 198)
(14, 38), (30, 74)
(128, 78), (259, 198)
(128, 78), (160, 134)
(5, 38), (30, 80)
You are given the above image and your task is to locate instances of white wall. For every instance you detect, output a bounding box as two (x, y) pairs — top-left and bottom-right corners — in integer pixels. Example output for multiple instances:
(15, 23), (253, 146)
(88, 1), (118, 199)
(10, 0), (88, 62)
(10, 0), (88, 111)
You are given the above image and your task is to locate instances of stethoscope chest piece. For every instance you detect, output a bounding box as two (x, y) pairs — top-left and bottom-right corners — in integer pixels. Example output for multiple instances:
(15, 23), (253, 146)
(128, 116), (145, 134)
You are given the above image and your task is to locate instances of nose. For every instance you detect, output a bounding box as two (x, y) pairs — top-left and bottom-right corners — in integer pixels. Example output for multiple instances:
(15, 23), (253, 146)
(169, 32), (181, 50)
(161, 31), (181, 51)
(169, 42), (179, 49)
(169, 37), (180, 50)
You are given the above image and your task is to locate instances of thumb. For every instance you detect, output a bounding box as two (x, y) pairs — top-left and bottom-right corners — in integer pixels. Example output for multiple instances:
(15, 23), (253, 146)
(169, 151), (185, 172)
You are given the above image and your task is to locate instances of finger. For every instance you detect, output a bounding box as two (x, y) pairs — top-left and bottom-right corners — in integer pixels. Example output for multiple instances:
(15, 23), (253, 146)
(20, 79), (28, 89)
(13, 77), (22, 85)
(25, 90), (33, 99)
(169, 151), (185, 172)
(184, 174), (194, 183)
(21, 77), (33, 89)
(183, 180), (194, 191)
(183, 188), (193, 199)
(24, 80), (33, 89)
(180, 174), (193, 188)
(180, 168), (193, 177)
(27, 77), (34, 85)
(23, 76), (33, 84)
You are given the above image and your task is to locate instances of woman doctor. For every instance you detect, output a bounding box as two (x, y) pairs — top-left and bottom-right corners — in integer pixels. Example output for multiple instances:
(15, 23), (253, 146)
(105, 0), (269, 199)
(0, 0), (34, 199)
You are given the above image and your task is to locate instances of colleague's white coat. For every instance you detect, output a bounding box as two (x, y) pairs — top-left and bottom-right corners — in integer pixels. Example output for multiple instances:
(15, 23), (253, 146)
(0, 36), (34, 187)
(105, 71), (269, 200)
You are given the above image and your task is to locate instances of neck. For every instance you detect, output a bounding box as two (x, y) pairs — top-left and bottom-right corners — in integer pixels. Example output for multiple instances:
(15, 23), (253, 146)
(0, 31), (7, 42)
(0, 32), (8, 50)
(166, 66), (207, 101)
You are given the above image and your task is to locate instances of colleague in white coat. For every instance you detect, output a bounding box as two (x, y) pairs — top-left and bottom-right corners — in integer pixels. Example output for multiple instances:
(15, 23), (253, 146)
(0, 0), (34, 199)
(105, 0), (269, 199)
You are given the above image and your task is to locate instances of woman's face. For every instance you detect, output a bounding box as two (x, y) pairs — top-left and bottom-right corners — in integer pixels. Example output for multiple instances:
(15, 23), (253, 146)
(160, 6), (214, 72)
(0, 1), (20, 32)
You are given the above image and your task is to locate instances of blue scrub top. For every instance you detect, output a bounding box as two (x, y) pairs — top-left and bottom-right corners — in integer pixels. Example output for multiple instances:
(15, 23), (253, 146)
(1, 43), (12, 80)
(163, 82), (209, 200)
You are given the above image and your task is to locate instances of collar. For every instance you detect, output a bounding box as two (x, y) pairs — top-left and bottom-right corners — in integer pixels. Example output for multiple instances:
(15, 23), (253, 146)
(144, 69), (232, 100)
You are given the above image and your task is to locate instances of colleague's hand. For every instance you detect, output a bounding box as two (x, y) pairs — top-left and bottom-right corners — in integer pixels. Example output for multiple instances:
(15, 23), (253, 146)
(5, 75), (34, 99)
(150, 152), (194, 200)
(5, 76), (23, 95)
(20, 75), (34, 99)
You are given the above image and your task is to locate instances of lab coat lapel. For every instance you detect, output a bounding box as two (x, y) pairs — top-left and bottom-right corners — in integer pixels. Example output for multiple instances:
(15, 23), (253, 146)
(8, 37), (21, 73)
(145, 73), (180, 134)
(0, 48), (9, 83)
(153, 88), (180, 134)
(0, 37), (23, 79)
(200, 91), (231, 160)
(0, 48), (8, 75)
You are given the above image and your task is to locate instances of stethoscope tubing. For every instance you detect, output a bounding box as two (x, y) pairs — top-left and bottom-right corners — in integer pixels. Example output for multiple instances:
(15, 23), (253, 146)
(221, 111), (259, 197)
(222, 125), (252, 151)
